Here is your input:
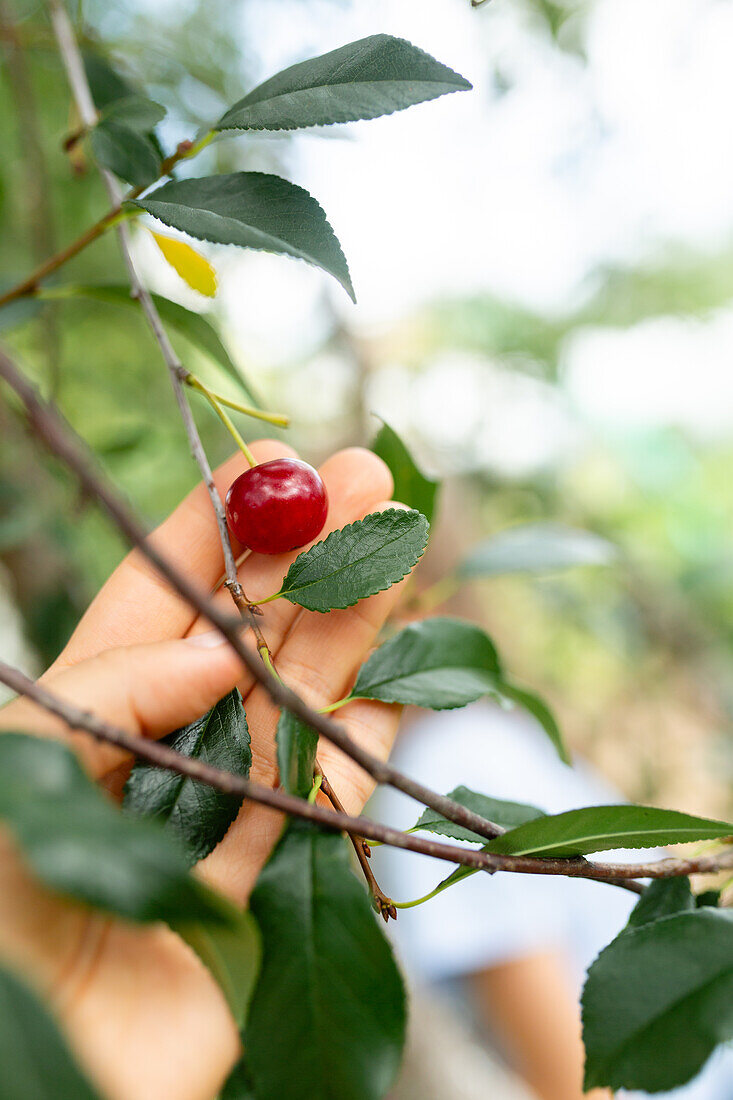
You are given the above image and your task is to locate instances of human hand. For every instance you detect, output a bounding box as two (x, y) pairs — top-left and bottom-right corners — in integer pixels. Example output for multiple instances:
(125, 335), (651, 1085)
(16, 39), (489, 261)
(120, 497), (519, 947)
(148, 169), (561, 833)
(0, 441), (405, 1100)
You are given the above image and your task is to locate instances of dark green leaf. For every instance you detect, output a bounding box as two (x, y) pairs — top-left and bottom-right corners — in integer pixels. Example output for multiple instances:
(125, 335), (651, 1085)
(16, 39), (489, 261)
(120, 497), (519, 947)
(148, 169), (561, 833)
(627, 878), (695, 929)
(458, 522), (616, 580)
(245, 820), (406, 1100)
(220, 1057), (256, 1099)
(90, 121), (160, 187)
(411, 785), (544, 843)
(174, 910), (260, 1029)
(41, 284), (261, 402)
(0, 964), (101, 1099)
(133, 172), (355, 301)
(495, 679), (570, 764)
(582, 909), (733, 1092)
(350, 618), (500, 710)
(216, 34), (471, 133)
(371, 418), (439, 524)
(275, 508), (428, 613)
(487, 804), (733, 858)
(276, 710), (318, 799)
(0, 733), (232, 926)
(124, 690), (251, 865)
(84, 53), (137, 108)
(101, 95), (166, 132)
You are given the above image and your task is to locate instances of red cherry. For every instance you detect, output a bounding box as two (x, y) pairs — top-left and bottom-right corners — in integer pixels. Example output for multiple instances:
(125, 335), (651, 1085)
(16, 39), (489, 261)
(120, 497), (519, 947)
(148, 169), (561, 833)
(225, 458), (328, 555)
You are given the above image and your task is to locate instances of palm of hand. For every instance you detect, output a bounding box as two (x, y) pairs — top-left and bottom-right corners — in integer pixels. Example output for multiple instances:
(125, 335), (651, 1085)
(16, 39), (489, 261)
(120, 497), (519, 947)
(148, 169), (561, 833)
(0, 442), (402, 1100)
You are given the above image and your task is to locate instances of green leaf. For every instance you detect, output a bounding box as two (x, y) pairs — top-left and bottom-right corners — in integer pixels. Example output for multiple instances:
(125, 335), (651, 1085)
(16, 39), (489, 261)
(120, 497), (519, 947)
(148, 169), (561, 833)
(487, 804), (733, 858)
(458, 522), (616, 580)
(39, 284), (261, 403)
(275, 508), (429, 613)
(0, 964), (102, 1099)
(216, 34), (471, 133)
(123, 690), (251, 865)
(173, 910), (260, 1029)
(220, 1058), (256, 1099)
(0, 732), (232, 926)
(627, 877), (696, 929)
(582, 908), (733, 1092)
(245, 820), (406, 1100)
(90, 121), (160, 187)
(101, 94), (166, 132)
(276, 710), (318, 799)
(84, 53), (137, 108)
(132, 172), (355, 301)
(350, 617), (500, 710)
(371, 418), (439, 524)
(495, 679), (570, 764)
(411, 785), (545, 843)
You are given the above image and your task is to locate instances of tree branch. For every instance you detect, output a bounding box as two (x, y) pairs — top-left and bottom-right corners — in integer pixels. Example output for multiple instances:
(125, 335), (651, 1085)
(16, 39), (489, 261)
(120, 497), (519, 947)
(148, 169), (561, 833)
(45, 0), (425, 912)
(5, 658), (733, 891)
(7, 657), (733, 894)
(0, 343), (509, 844)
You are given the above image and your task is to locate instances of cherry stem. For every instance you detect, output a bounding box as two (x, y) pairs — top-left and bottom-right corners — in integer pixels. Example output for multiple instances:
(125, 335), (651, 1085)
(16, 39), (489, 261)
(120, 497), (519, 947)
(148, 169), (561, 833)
(185, 373), (289, 428)
(319, 695), (353, 714)
(189, 378), (257, 468)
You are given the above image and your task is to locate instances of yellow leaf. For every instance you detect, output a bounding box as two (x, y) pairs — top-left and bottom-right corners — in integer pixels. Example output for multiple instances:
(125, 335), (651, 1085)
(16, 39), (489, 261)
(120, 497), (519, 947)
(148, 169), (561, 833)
(150, 231), (217, 298)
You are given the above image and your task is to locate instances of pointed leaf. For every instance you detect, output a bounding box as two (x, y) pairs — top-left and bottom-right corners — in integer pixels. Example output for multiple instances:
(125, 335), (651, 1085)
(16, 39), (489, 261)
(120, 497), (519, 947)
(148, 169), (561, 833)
(124, 690), (251, 865)
(0, 733), (232, 926)
(496, 679), (570, 764)
(245, 820), (406, 1100)
(90, 120), (160, 187)
(627, 877), (696, 929)
(0, 964), (102, 1100)
(582, 909), (733, 1092)
(276, 710), (318, 799)
(173, 910), (260, 1029)
(411, 785), (544, 843)
(216, 34), (471, 133)
(84, 53), (137, 108)
(458, 522), (616, 580)
(487, 804), (733, 858)
(151, 232), (217, 297)
(275, 508), (428, 612)
(101, 95), (166, 132)
(371, 418), (439, 523)
(350, 617), (500, 710)
(41, 284), (261, 402)
(133, 172), (355, 300)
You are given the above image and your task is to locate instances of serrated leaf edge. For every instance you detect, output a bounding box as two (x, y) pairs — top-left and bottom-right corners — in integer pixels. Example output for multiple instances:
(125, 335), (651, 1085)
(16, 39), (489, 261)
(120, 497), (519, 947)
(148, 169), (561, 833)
(278, 507), (429, 613)
(581, 908), (733, 1091)
(131, 172), (355, 301)
(215, 35), (472, 133)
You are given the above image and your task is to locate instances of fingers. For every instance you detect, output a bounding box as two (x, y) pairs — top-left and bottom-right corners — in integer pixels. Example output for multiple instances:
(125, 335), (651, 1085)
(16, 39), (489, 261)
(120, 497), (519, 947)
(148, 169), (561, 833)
(55, 441), (297, 669)
(198, 697), (401, 907)
(199, 501), (410, 903)
(184, 448), (394, 696)
(6, 632), (250, 779)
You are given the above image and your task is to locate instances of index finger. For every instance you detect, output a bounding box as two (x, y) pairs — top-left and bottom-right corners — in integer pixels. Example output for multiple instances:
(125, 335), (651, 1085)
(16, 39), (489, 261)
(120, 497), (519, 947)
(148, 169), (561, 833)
(54, 440), (296, 668)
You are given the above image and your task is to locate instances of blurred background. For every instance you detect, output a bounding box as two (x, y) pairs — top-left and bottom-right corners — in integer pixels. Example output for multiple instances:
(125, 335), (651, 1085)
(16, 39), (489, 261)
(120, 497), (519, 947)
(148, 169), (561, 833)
(3, 1), (733, 1097)
(3, 0), (733, 818)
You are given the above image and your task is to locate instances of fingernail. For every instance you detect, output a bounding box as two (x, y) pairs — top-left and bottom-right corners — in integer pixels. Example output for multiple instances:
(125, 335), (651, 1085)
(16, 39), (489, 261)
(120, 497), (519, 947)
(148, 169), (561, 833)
(184, 629), (229, 648)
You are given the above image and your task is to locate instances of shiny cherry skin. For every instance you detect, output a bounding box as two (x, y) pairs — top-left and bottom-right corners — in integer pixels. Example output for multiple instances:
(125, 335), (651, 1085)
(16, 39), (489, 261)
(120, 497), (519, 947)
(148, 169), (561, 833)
(225, 458), (328, 555)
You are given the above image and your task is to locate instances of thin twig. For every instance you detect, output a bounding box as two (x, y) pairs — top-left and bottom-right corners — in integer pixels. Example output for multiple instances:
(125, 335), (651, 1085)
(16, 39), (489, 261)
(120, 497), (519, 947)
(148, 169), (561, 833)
(9, 658), (733, 891)
(320, 771), (397, 919)
(45, 0), (412, 910)
(0, 344), (510, 844)
(47, 0), (247, 609)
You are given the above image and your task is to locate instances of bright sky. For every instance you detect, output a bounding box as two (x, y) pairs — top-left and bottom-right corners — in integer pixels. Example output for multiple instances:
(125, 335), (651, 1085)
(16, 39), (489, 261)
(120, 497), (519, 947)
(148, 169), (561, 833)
(139, 0), (733, 458)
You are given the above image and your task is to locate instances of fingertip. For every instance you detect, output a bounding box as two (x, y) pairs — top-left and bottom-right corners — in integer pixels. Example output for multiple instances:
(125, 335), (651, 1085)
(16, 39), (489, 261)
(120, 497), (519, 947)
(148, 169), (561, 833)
(320, 447), (394, 504)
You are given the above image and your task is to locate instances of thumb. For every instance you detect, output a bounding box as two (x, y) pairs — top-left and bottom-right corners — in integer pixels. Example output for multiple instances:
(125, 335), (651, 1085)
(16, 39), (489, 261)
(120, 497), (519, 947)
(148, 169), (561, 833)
(13, 631), (250, 780)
